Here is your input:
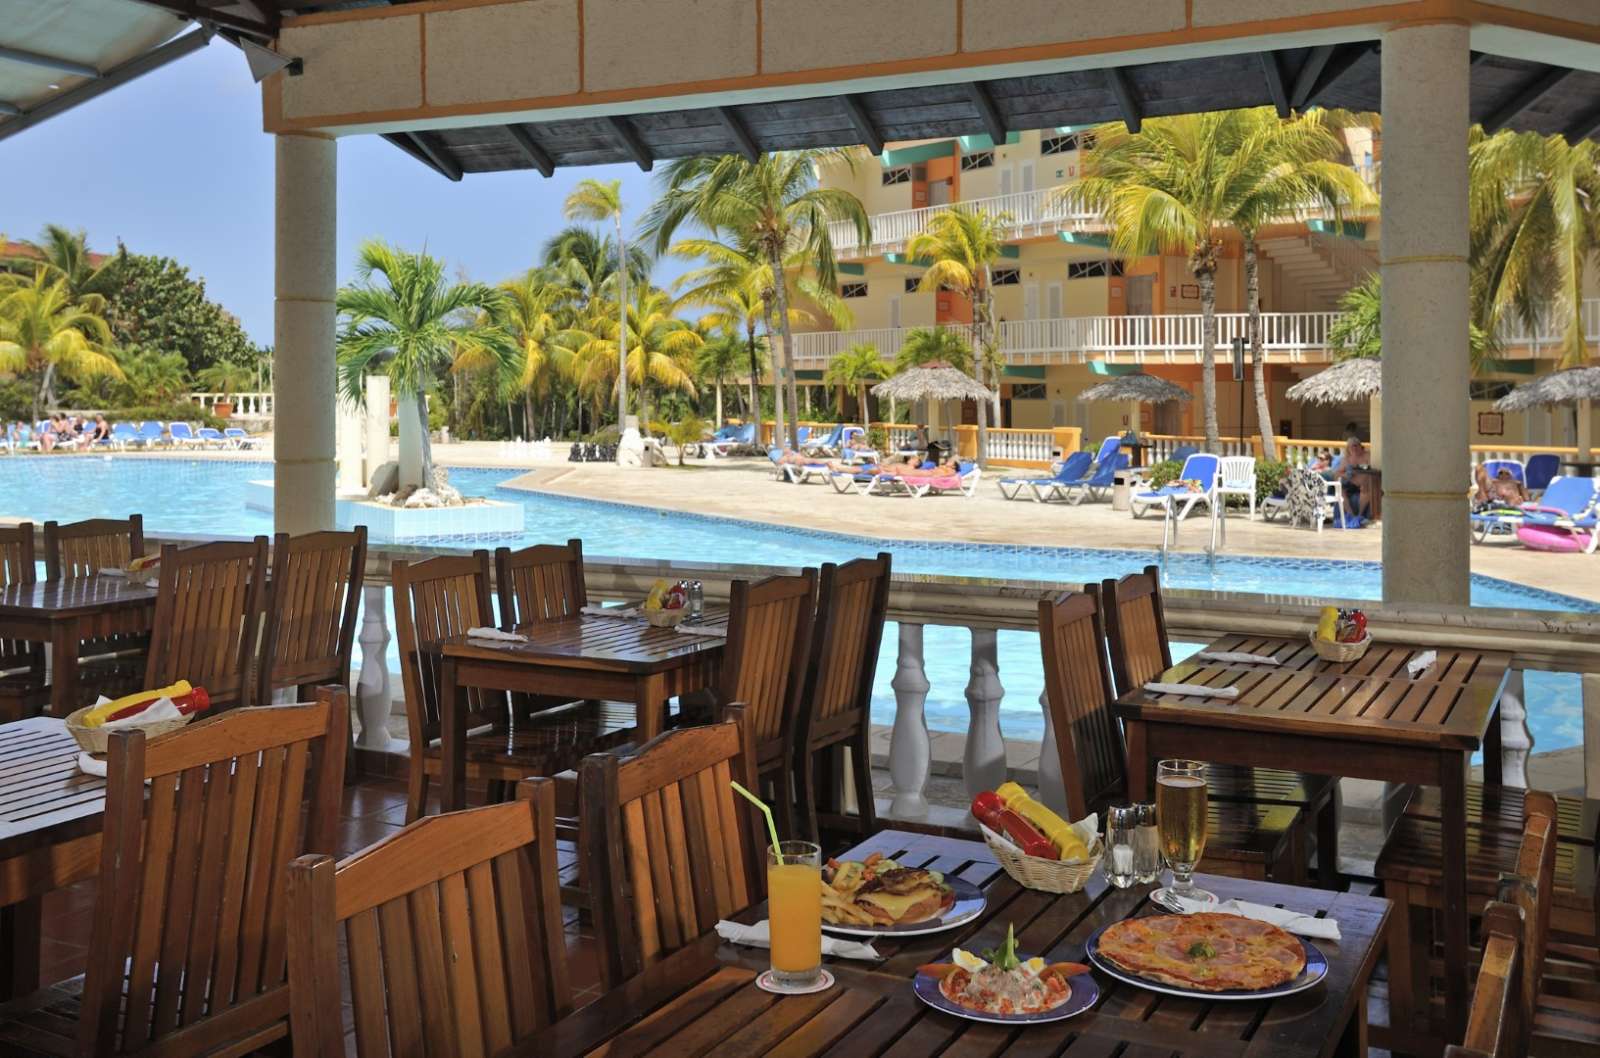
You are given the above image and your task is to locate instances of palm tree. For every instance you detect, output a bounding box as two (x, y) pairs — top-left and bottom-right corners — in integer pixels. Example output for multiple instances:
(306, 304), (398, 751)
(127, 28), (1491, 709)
(0, 269), (120, 418)
(563, 180), (636, 431)
(1063, 112), (1265, 452)
(822, 342), (890, 432)
(642, 150), (871, 451)
(120, 348), (192, 405)
(1470, 129), (1600, 370)
(1226, 108), (1377, 460)
(695, 332), (745, 426)
(576, 287), (701, 434)
(334, 240), (515, 487)
(497, 268), (585, 437)
(0, 225), (124, 304)
(894, 325), (974, 372)
(906, 206), (1011, 464)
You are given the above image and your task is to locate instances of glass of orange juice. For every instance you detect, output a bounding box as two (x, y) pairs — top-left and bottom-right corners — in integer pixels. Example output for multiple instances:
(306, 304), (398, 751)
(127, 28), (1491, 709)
(767, 841), (822, 988)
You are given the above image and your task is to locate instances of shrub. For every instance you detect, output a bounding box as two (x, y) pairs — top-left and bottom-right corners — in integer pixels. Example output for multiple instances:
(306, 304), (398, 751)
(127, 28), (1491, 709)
(103, 403), (228, 430)
(1146, 459), (1182, 489)
(866, 426), (888, 453)
(1255, 459), (1289, 503)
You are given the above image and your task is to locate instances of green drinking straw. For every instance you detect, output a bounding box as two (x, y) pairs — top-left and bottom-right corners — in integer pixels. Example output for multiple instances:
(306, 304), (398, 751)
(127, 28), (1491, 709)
(730, 780), (785, 865)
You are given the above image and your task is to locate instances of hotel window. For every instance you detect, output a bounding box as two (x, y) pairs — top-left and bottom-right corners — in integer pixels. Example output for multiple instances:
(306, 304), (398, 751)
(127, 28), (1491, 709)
(1011, 383), (1047, 400)
(1042, 131), (1093, 155)
(882, 166), (912, 186)
(1470, 381), (1514, 401)
(840, 282), (869, 298)
(991, 268), (1021, 286)
(904, 277), (923, 294)
(1067, 260), (1124, 279)
(961, 150), (995, 171)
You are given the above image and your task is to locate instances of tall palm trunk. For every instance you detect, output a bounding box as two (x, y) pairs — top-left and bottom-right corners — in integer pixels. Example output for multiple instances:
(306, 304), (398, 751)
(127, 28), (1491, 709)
(764, 244), (802, 452)
(1242, 238), (1278, 461)
(714, 379), (724, 428)
(614, 215), (629, 433)
(414, 392), (435, 483)
(744, 324), (761, 423)
(524, 392), (535, 440)
(1196, 266), (1221, 453)
(759, 299), (786, 448)
(858, 384), (871, 433)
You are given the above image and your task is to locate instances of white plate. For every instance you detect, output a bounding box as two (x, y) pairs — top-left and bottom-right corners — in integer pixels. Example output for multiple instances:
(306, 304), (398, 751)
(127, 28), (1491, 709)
(1084, 924), (1329, 1001)
(821, 875), (986, 937)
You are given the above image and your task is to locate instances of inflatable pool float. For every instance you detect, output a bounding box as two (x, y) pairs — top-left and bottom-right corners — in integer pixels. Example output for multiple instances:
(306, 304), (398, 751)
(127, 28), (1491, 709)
(1517, 523), (1593, 553)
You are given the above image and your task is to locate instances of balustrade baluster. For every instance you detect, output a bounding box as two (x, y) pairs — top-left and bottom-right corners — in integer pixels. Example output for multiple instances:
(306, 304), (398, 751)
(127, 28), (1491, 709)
(963, 629), (1007, 795)
(1036, 687), (1067, 814)
(1498, 669), (1531, 787)
(356, 584), (397, 751)
(888, 623), (932, 818)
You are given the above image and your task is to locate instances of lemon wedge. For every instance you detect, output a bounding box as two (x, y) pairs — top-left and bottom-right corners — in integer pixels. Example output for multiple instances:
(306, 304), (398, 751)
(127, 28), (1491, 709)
(1021, 956), (1045, 975)
(952, 949), (988, 973)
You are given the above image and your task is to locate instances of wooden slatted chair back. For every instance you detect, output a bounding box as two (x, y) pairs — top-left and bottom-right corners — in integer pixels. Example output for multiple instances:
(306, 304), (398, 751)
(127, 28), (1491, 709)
(1458, 900), (1528, 1057)
(495, 539), (587, 625)
(1038, 588), (1125, 820)
(43, 513), (143, 579)
(78, 689), (348, 1055)
(802, 553), (890, 733)
(1100, 564), (1173, 695)
(144, 537), (269, 710)
(0, 522), (42, 720)
(258, 527), (367, 704)
(392, 551), (497, 751)
(581, 705), (764, 990)
(719, 571), (816, 748)
(286, 779), (573, 1058)
(1505, 790), (1558, 1035)
(0, 521), (33, 587)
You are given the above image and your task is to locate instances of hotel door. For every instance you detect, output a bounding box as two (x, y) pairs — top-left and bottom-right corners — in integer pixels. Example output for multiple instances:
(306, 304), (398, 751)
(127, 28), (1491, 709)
(1126, 274), (1155, 316)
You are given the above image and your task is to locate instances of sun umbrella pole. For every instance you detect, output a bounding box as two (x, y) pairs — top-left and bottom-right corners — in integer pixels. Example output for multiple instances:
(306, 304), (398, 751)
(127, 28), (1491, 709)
(1580, 397), (1594, 461)
(1125, 399), (1141, 440)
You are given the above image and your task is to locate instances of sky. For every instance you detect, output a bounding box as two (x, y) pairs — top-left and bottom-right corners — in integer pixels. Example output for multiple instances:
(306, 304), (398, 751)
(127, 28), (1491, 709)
(1, 41), (681, 347)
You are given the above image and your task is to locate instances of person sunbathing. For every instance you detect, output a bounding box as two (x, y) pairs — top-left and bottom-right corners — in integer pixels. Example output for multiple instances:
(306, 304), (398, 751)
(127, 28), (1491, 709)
(832, 452), (920, 475)
(1473, 465), (1528, 507)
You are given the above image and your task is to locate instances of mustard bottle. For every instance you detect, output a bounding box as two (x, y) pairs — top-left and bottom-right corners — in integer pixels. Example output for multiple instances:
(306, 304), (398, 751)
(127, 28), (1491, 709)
(995, 781), (1089, 861)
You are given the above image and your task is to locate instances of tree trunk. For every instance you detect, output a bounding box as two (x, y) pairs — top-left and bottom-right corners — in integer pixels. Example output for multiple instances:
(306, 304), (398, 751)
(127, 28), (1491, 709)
(714, 380), (724, 428)
(1196, 266), (1221, 453)
(765, 245), (802, 453)
(745, 325), (761, 422)
(34, 361), (55, 421)
(1243, 238), (1278, 461)
(614, 215), (629, 432)
(859, 384), (871, 433)
(415, 392), (434, 484)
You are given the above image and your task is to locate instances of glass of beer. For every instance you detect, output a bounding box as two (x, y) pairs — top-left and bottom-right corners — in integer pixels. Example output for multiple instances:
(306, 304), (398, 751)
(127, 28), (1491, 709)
(767, 841), (822, 988)
(1154, 759), (1217, 910)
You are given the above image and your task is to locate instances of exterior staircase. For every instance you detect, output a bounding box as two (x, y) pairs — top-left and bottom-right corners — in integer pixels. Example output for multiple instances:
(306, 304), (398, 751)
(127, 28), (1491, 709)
(1257, 231), (1377, 310)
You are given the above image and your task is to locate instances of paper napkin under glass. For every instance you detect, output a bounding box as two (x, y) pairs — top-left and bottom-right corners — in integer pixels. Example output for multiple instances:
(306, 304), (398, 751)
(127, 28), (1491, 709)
(715, 919), (880, 961)
(1196, 651), (1281, 666)
(465, 627), (527, 642)
(1143, 682), (1240, 700)
(674, 623), (727, 639)
(580, 604), (640, 619)
(1407, 650), (1437, 679)
(1172, 895), (1340, 941)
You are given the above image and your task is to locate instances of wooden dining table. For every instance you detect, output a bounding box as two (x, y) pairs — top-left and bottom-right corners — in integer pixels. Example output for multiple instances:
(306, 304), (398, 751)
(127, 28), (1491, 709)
(0, 576), (159, 715)
(436, 607), (727, 811)
(531, 829), (1388, 1057)
(0, 716), (107, 1000)
(1113, 632), (1511, 1042)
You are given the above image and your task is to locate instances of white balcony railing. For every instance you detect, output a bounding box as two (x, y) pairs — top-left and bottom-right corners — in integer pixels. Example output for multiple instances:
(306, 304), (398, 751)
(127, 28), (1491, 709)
(189, 392), (274, 418)
(791, 299), (1600, 368)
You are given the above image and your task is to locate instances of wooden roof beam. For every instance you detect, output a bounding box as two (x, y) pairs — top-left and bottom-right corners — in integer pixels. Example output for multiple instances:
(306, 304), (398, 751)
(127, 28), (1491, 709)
(714, 106), (759, 163)
(128, 0), (278, 41)
(505, 124), (555, 177)
(840, 94), (883, 156)
(1481, 66), (1575, 134)
(382, 132), (461, 181)
(1104, 66), (1142, 133)
(1259, 52), (1290, 118)
(967, 81), (1007, 144)
(1303, 43), (1373, 107)
(1289, 45), (1334, 110)
(1563, 104), (1600, 144)
(607, 115), (653, 171)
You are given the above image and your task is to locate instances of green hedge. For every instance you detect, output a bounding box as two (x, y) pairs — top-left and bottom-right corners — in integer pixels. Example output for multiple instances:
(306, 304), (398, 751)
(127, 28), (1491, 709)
(102, 404), (229, 430)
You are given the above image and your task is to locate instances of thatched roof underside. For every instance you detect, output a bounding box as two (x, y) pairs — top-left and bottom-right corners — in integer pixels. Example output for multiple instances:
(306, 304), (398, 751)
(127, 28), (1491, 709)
(872, 363), (994, 403)
(1285, 358), (1382, 405)
(1495, 366), (1600, 411)
(1077, 373), (1192, 404)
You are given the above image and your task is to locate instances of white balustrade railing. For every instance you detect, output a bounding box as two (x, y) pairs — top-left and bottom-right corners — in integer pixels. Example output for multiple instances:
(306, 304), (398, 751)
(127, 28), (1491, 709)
(189, 391), (274, 418)
(1143, 435), (1255, 462)
(885, 425), (918, 450)
(830, 187), (1099, 256)
(986, 427), (1055, 463)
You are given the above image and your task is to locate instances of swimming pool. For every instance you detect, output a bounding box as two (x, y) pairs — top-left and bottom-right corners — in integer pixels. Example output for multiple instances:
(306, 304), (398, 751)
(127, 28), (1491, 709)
(2, 456), (1590, 752)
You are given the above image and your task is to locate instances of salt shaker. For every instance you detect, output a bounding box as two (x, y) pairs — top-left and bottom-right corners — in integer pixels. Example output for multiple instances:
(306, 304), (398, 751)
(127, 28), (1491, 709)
(688, 580), (704, 620)
(1105, 806), (1138, 888)
(1133, 802), (1161, 883)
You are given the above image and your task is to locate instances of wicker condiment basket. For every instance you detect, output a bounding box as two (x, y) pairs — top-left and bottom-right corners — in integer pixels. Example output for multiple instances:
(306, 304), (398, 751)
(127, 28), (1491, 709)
(1307, 629), (1372, 663)
(982, 830), (1103, 894)
(65, 704), (192, 755)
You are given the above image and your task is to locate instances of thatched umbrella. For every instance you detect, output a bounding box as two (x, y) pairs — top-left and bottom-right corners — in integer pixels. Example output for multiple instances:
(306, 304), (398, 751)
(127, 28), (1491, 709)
(1285, 358), (1384, 467)
(872, 362), (993, 453)
(1494, 366), (1600, 459)
(1078, 372), (1191, 441)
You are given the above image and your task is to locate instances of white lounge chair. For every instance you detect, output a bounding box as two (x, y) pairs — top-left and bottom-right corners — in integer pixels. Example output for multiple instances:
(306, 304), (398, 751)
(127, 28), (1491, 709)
(1216, 455), (1258, 519)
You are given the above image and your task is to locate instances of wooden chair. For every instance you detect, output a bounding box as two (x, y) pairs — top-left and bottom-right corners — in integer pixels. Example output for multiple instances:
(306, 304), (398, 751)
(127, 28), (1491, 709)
(0, 522), (47, 721)
(144, 537), (270, 711)
(496, 539), (587, 623)
(1038, 588), (1307, 882)
(42, 513), (143, 579)
(580, 704), (765, 990)
(1448, 901), (1530, 1058)
(0, 690), (347, 1055)
(393, 551), (634, 822)
(1099, 565), (1338, 881)
(286, 779), (573, 1058)
(258, 526), (366, 705)
(680, 570), (816, 838)
(795, 553), (890, 844)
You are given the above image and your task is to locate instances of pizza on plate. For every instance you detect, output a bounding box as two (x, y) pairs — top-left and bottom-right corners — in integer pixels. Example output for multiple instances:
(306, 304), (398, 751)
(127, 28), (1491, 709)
(1095, 912), (1307, 992)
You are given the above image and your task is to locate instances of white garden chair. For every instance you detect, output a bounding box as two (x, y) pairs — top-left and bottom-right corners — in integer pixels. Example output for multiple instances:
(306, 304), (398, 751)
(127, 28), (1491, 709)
(1217, 456), (1258, 519)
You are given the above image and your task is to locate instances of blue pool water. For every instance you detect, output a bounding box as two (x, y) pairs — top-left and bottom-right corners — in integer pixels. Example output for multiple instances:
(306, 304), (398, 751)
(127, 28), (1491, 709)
(2, 457), (1591, 751)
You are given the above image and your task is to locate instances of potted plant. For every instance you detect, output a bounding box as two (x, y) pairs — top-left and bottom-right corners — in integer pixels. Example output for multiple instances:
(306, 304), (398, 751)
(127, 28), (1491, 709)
(193, 362), (254, 419)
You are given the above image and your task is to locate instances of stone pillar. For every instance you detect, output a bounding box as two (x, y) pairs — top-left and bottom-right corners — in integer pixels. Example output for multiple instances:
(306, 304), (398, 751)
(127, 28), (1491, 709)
(273, 133), (338, 533)
(364, 374), (391, 488)
(1380, 22), (1471, 605)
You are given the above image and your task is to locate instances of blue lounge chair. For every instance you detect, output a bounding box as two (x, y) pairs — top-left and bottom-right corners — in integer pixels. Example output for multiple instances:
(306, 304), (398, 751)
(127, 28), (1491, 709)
(134, 421), (165, 448)
(1051, 451), (1129, 505)
(1167, 445), (1200, 467)
(769, 447), (830, 484)
(1473, 476), (1598, 546)
(1131, 453), (1220, 520)
(1525, 453), (1561, 495)
(169, 422), (203, 447)
(997, 451), (1093, 501)
(196, 426), (227, 448)
(108, 423), (138, 450)
(706, 422), (755, 457)
(223, 426), (258, 449)
(801, 424), (844, 456)
(1481, 458), (1526, 483)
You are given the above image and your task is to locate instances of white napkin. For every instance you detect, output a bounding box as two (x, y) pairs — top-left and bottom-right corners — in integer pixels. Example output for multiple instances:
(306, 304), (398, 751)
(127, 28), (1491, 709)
(97, 568), (128, 578)
(715, 919), (880, 961)
(674, 623), (727, 639)
(1173, 895), (1340, 941)
(102, 696), (182, 729)
(1197, 651), (1280, 666)
(1407, 650), (1437, 679)
(1143, 682), (1240, 700)
(78, 752), (107, 777)
(465, 627), (527, 642)
(580, 604), (640, 620)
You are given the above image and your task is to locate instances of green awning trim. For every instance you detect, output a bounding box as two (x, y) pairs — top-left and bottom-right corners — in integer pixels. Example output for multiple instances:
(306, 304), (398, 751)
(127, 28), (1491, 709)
(957, 132), (1021, 151)
(1479, 359), (1536, 375)
(796, 370), (824, 381)
(880, 141), (956, 167)
(1058, 232), (1110, 248)
(1003, 366), (1047, 380)
(999, 244), (1020, 259)
(886, 253), (932, 267)
(1307, 219), (1367, 239)
(1089, 362), (1142, 376)
(837, 262), (865, 276)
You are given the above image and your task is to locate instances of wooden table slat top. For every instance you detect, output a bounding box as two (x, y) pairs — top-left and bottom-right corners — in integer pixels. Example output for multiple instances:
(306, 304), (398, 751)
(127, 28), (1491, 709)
(0, 576), (158, 619)
(1115, 633), (1511, 748)
(535, 830), (1389, 1058)
(440, 606), (729, 674)
(0, 717), (105, 856)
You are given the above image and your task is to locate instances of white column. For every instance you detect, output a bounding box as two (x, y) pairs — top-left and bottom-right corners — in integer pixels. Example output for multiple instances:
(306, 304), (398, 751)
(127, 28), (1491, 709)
(273, 132), (338, 533)
(356, 584), (397, 751)
(963, 628), (1007, 796)
(336, 397), (364, 495)
(1380, 21), (1471, 605)
(364, 374), (392, 488)
(888, 623), (931, 818)
(1036, 688), (1067, 815)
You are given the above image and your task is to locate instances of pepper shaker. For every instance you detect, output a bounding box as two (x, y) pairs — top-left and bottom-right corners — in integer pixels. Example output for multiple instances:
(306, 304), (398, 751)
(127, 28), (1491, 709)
(688, 580), (704, 620)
